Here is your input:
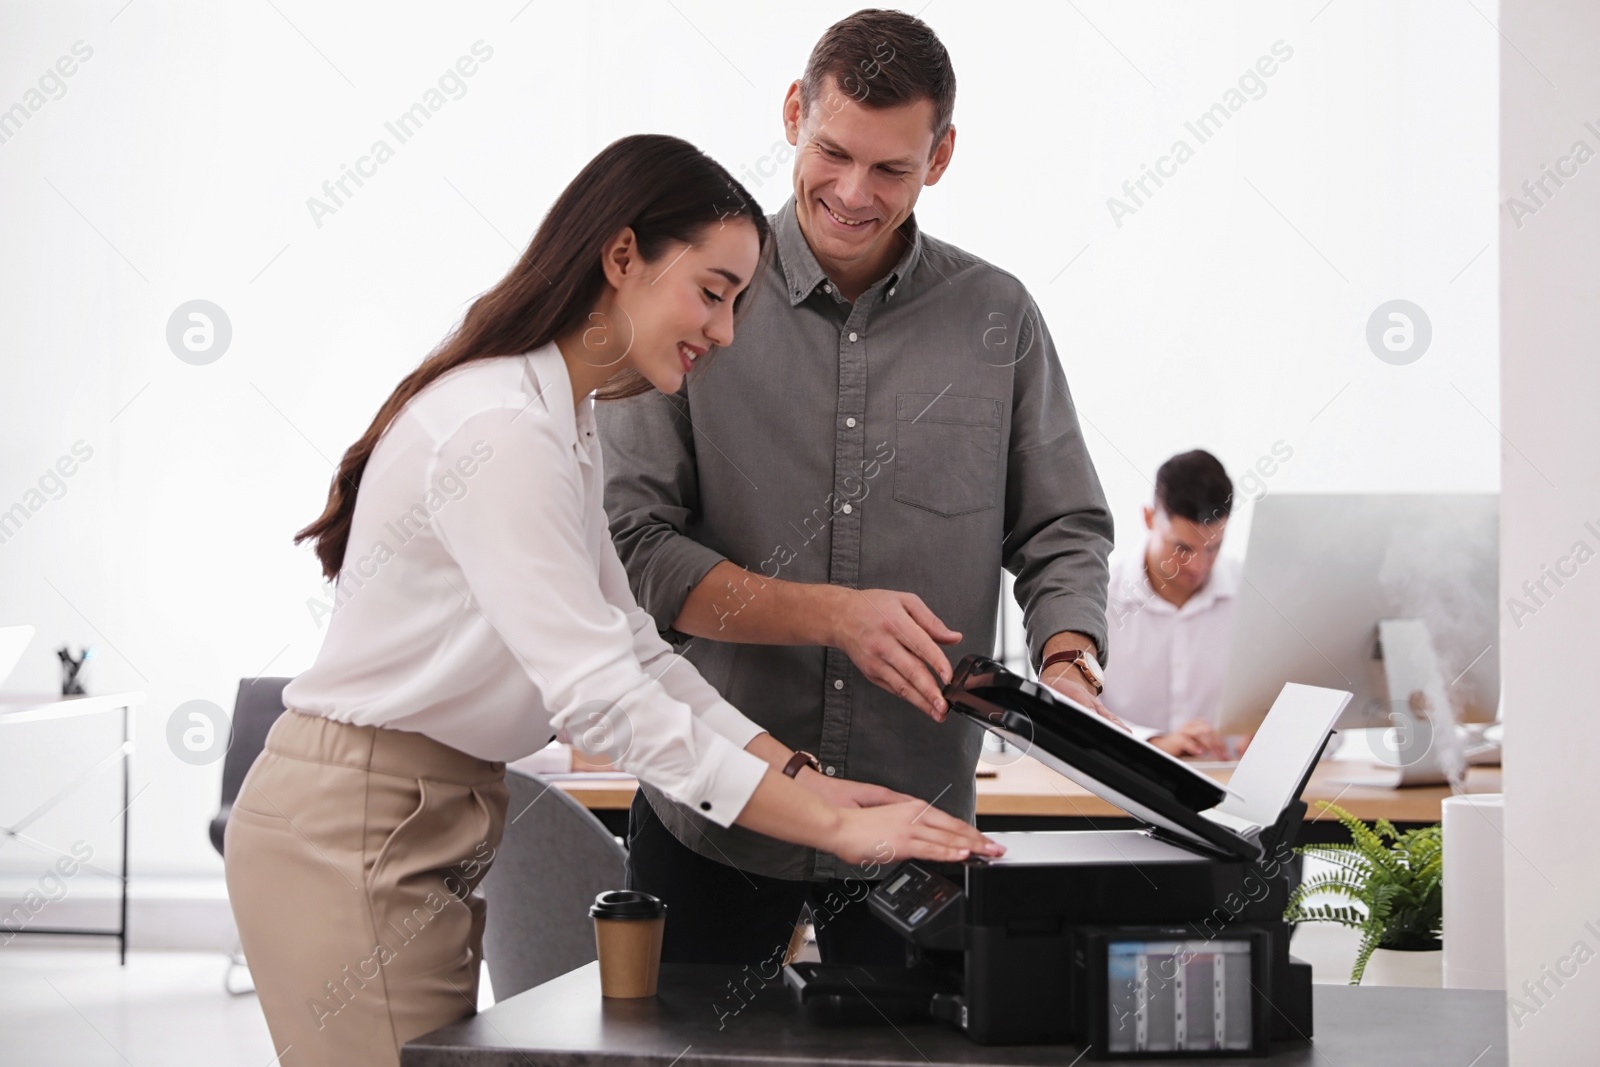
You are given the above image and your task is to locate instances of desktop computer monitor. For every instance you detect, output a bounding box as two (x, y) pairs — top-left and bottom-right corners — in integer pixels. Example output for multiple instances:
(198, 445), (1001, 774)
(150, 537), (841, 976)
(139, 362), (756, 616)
(1218, 493), (1498, 735)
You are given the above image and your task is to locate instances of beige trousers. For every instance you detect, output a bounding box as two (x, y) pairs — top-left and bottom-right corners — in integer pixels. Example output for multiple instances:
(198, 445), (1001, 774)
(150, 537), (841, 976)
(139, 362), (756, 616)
(224, 711), (508, 1067)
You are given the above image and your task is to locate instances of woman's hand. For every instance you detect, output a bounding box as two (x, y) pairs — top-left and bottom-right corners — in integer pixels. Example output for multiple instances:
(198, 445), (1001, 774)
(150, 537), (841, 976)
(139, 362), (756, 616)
(792, 767), (912, 809)
(825, 799), (1005, 867)
(730, 752), (1004, 867)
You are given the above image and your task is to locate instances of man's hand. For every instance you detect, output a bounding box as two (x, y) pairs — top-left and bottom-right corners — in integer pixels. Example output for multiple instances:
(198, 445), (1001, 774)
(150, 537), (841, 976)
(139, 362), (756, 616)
(1038, 663), (1126, 729)
(830, 588), (962, 721)
(1150, 718), (1229, 760)
(674, 569), (964, 722)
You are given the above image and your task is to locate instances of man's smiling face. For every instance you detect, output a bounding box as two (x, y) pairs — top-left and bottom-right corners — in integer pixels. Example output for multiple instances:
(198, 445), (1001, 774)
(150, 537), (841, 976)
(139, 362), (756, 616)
(782, 75), (954, 284)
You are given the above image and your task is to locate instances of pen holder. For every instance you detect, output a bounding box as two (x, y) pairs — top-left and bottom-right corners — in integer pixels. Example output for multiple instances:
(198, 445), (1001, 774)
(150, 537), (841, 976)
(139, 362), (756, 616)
(57, 646), (89, 696)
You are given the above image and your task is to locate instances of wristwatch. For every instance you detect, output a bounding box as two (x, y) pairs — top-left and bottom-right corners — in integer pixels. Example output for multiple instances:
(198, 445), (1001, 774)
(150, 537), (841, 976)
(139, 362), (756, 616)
(782, 750), (821, 778)
(1040, 648), (1105, 695)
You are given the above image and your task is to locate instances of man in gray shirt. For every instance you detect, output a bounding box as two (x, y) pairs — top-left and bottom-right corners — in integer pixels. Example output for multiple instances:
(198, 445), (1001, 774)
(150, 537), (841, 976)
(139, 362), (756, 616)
(598, 9), (1113, 968)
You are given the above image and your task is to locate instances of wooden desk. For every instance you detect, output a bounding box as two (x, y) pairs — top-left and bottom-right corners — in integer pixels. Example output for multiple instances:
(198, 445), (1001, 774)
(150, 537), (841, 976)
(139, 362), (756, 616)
(967, 756), (1501, 824)
(552, 756), (1501, 827)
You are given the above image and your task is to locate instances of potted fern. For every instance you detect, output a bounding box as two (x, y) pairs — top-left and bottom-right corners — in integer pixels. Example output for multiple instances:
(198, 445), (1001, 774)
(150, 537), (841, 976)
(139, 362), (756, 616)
(1283, 802), (1443, 986)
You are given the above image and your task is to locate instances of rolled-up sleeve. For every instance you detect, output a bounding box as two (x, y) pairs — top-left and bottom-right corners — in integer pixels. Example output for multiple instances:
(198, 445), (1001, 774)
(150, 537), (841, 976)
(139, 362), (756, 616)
(1001, 294), (1116, 666)
(595, 390), (728, 633)
(428, 408), (765, 827)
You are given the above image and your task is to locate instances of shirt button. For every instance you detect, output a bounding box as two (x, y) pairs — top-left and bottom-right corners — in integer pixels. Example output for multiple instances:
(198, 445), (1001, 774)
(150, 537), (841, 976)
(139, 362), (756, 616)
(823, 283), (833, 293)
(824, 766), (837, 777)
(833, 679), (845, 690)
(845, 417), (857, 428)
(841, 503), (853, 515)
(699, 801), (711, 811)
(848, 331), (859, 342)
(888, 287), (896, 297)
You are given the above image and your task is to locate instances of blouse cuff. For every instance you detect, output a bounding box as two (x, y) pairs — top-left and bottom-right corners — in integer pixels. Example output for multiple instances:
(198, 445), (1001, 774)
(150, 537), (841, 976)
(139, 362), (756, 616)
(676, 729), (768, 829)
(694, 697), (767, 752)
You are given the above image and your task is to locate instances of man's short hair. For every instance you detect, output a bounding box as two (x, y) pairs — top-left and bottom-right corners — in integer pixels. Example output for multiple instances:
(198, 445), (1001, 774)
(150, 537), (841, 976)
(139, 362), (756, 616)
(1154, 450), (1233, 524)
(800, 8), (956, 149)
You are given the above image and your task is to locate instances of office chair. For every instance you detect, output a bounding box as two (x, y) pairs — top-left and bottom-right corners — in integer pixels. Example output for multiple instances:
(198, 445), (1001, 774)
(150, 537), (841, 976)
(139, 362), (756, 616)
(210, 677), (291, 855)
(210, 676), (291, 994)
(481, 768), (627, 1002)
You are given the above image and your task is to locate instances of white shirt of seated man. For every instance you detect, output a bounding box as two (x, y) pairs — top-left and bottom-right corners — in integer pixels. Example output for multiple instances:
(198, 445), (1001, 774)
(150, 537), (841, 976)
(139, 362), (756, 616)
(1101, 502), (1241, 760)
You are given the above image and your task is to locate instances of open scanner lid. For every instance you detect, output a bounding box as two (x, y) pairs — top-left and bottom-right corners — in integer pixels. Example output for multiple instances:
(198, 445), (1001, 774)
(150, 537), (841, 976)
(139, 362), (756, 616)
(946, 656), (1277, 861)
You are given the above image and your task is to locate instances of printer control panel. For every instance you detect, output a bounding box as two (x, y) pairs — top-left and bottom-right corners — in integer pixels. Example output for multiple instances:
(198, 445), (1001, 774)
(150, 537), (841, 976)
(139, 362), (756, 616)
(869, 862), (963, 941)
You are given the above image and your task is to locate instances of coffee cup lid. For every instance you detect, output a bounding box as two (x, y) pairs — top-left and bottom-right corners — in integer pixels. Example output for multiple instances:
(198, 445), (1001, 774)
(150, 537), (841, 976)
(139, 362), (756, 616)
(590, 889), (666, 920)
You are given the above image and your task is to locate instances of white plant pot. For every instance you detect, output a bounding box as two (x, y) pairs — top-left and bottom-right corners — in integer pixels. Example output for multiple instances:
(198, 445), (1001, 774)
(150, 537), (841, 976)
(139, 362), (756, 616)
(1361, 946), (1443, 987)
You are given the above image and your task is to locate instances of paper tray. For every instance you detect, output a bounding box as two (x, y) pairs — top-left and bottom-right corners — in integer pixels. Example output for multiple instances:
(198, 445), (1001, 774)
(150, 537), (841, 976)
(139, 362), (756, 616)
(944, 656), (1263, 861)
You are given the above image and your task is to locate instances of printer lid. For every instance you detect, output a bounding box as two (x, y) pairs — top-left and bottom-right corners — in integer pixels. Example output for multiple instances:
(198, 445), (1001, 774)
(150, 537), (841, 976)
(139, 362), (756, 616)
(945, 656), (1257, 860)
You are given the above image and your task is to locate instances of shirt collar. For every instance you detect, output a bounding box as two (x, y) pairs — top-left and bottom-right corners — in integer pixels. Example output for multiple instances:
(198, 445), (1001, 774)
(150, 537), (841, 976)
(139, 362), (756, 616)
(1199, 554), (1242, 604)
(1111, 552), (1169, 613)
(521, 341), (589, 460)
(774, 195), (925, 306)
(1115, 545), (1240, 615)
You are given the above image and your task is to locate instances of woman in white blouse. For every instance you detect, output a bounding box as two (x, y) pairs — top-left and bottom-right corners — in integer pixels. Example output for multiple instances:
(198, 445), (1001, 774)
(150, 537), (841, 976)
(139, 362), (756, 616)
(223, 134), (999, 1067)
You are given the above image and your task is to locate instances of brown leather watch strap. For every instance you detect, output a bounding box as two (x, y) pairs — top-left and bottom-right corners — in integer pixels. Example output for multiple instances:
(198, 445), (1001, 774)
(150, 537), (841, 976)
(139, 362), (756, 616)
(1040, 649), (1103, 694)
(782, 750), (821, 778)
(1040, 649), (1086, 672)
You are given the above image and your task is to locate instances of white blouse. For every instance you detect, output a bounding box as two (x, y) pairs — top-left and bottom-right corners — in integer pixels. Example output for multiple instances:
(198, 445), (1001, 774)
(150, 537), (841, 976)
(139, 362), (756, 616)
(282, 344), (769, 827)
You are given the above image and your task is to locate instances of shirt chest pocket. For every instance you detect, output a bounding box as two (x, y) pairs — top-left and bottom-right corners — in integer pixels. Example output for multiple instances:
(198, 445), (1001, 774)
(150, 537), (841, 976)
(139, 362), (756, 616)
(893, 393), (1003, 518)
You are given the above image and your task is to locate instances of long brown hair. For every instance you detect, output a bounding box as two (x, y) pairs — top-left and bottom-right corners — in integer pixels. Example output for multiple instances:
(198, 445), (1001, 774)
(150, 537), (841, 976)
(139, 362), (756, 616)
(295, 133), (771, 581)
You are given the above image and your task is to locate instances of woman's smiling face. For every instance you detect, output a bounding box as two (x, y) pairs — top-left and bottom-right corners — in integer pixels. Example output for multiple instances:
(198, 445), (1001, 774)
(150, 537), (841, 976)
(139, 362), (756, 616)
(595, 218), (762, 396)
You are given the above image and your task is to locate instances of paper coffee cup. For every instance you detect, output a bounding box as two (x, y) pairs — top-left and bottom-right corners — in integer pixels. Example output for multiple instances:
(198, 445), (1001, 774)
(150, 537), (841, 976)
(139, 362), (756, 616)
(590, 890), (666, 998)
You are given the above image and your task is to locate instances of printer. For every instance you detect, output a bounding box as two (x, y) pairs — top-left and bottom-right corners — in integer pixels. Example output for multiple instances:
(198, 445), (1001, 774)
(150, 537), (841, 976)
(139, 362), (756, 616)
(786, 655), (1353, 1059)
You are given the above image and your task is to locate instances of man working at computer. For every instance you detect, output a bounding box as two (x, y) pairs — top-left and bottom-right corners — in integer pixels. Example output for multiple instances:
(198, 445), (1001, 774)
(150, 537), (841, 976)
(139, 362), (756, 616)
(1103, 450), (1240, 760)
(597, 9), (1114, 966)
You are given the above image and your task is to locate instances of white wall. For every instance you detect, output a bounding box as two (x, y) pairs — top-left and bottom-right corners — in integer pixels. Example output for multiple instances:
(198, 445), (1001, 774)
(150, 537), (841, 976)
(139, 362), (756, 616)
(1499, 0), (1600, 1058)
(0, 1), (1496, 899)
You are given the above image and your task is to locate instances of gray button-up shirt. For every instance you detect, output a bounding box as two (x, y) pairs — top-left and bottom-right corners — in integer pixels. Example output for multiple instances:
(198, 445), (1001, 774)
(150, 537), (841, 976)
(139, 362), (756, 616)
(597, 196), (1112, 881)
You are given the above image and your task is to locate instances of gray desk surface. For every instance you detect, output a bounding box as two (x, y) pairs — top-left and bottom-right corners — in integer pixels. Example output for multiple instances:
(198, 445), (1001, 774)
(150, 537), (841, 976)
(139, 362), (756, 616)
(403, 963), (1508, 1067)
